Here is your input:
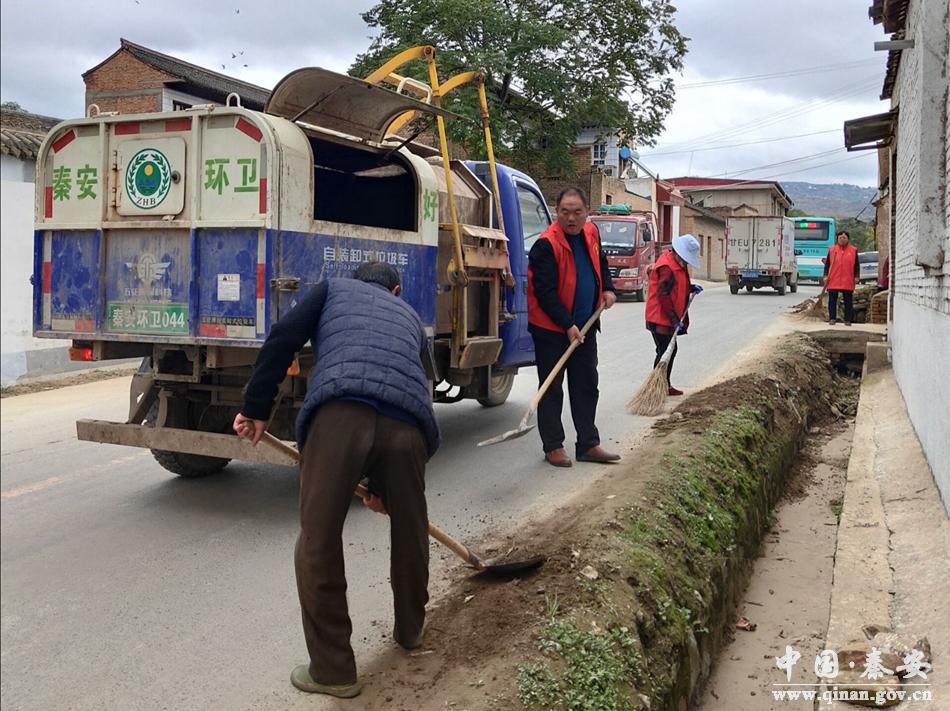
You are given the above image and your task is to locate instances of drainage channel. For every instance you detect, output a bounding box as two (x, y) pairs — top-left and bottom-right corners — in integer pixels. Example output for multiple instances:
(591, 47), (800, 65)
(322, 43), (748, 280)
(695, 348), (864, 710)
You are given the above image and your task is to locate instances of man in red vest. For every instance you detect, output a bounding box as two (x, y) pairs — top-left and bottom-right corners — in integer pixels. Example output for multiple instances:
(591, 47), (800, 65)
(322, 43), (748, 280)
(644, 234), (702, 396)
(527, 187), (619, 468)
(823, 230), (860, 326)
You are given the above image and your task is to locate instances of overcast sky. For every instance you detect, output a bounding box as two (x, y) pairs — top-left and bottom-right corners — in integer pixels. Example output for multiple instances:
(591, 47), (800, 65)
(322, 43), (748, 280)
(0, 0), (888, 187)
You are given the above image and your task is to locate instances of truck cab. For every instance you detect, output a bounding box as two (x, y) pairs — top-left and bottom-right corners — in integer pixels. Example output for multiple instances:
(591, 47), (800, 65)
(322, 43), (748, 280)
(588, 205), (657, 301)
(33, 60), (548, 476)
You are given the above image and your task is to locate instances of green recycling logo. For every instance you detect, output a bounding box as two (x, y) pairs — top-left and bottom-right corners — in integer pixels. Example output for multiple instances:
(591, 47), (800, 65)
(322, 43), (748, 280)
(125, 148), (172, 209)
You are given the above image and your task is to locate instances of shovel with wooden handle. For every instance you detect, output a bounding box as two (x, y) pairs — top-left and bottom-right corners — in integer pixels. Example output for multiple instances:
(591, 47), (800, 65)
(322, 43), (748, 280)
(259, 432), (544, 575)
(477, 305), (605, 447)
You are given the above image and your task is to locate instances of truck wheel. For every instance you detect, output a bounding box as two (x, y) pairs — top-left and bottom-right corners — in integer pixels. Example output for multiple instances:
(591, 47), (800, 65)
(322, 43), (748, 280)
(635, 288), (645, 302)
(790, 280), (798, 293)
(777, 284), (787, 296)
(146, 400), (231, 477)
(478, 371), (515, 407)
(746, 284), (754, 293)
(730, 284), (739, 295)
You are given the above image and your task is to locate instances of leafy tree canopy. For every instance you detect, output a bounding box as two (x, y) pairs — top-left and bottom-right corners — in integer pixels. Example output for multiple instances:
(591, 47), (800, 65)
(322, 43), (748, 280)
(349, 0), (687, 176)
(1, 100), (25, 111)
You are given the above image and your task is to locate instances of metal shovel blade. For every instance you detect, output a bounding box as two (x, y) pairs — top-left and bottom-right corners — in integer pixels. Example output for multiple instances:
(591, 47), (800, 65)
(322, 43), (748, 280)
(475, 555), (546, 576)
(476, 421), (536, 447)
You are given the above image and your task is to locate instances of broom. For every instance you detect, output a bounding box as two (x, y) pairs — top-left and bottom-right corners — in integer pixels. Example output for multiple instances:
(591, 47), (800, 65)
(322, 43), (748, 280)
(627, 292), (696, 416)
(808, 253), (833, 317)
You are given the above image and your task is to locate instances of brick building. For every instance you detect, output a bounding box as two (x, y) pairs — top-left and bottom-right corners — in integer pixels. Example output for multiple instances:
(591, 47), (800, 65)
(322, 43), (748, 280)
(845, 0), (949, 508)
(83, 38), (269, 115)
(679, 203), (728, 281)
(666, 177), (793, 217)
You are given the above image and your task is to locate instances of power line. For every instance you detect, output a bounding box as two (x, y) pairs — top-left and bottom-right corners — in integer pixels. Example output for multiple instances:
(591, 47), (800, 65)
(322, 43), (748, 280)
(676, 59), (880, 89)
(688, 152), (875, 188)
(641, 128), (840, 157)
(715, 148), (846, 179)
(657, 76), (881, 152)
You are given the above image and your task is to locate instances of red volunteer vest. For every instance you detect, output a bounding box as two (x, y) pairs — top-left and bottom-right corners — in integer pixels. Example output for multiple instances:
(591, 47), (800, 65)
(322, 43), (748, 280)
(527, 221), (604, 333)
(825, 244), (857, 292)
(645, 249), (690, 329)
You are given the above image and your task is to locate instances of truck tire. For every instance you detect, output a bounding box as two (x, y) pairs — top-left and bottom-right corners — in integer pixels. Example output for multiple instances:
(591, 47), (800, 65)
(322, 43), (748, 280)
(789, 274), (798, 293)
(730, 284), (739, 295)
(777, 284), (787, 296)
(478, 371), (515, 407)
(146, 400), (231, 477)
(746, 284), (754, 293)
(635, 288), (645, 302)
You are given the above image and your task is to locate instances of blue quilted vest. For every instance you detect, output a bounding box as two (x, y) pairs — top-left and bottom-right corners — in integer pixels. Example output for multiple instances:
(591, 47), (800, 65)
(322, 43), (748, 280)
(296, 278), (441, 458)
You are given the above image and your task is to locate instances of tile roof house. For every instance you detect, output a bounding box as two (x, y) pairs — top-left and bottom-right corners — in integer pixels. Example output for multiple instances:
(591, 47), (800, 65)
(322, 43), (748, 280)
(1, 108), (60, 165)
(83, 38), (269, 115)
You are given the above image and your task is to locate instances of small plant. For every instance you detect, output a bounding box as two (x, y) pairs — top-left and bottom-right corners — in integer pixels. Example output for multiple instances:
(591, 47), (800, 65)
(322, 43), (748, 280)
(829, 496), (844, 522)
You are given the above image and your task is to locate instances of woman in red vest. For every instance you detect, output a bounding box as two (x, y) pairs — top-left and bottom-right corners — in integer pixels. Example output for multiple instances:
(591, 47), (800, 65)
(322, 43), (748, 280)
(527, 187), (619, 468)
(644, 234), (702, 396)
(823, 230), (860, 326)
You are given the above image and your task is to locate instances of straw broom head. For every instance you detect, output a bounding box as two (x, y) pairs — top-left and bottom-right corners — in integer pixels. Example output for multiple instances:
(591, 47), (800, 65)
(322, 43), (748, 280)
(626, 361), (670, 416)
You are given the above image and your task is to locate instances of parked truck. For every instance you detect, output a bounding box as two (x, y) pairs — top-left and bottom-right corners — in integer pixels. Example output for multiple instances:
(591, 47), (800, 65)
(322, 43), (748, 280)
(32, 48), (550, 476)
(588, 204), (657, 302)
(725, 216), (799, 295)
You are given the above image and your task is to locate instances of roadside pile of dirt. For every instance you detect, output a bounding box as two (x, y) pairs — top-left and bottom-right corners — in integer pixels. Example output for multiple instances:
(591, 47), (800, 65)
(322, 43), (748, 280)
(351, 334), (852, 711)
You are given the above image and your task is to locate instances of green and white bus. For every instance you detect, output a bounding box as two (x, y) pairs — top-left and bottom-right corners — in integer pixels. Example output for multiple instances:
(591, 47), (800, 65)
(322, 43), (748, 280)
(793, 217), (836, 282)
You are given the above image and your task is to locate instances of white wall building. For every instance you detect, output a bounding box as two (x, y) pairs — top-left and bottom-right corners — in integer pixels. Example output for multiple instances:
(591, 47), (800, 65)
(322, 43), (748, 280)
(851, 0), (950, 509)
(1, 109), (73, 386)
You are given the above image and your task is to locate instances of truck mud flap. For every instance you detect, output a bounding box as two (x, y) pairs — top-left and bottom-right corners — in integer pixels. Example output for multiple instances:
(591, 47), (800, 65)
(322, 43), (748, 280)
(75, 419), (297, 467)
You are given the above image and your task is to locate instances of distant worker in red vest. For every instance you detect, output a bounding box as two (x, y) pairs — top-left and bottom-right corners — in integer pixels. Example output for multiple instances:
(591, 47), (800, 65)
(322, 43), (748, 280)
(644, 234), (702, 396)
(823, 230), (860, 326)
(527, 187), (619, 468)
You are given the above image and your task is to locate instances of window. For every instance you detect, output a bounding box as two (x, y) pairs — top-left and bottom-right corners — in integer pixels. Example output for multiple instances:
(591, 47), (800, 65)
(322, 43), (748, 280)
(592, 143), (607, 166)
(172, 100), (192, 111)
(518, 185), (551, 253)
(698, 235), (704, 256)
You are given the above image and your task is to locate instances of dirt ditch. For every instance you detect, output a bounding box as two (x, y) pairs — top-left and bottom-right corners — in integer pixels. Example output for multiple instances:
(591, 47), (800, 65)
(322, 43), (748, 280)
(343, 333), (861, 711)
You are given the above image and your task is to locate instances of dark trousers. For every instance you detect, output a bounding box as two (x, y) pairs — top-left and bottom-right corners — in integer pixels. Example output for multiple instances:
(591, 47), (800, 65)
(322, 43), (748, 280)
(651, 332), (679, 386)
(531, 327), (600, 456)
(828, 290), (854, 323)
(296, 400), (429, 684)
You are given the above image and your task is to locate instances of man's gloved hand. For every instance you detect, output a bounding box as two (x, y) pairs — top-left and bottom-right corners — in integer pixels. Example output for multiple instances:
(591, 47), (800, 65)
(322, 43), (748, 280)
(691, 284), (704, 294)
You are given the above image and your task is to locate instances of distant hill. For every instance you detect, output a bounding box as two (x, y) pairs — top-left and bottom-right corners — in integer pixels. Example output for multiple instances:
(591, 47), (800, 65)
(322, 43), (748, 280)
(782, 181), (877, 218)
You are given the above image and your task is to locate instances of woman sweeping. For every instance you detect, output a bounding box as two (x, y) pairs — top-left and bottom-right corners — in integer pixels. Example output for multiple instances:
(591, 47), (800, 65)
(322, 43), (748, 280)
(644, 234), (703, 396)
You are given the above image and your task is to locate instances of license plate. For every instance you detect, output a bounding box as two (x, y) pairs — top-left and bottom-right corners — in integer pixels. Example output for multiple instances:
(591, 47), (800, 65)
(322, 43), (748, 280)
(107, 302), (189, 334)
(741, 271), (759, 278)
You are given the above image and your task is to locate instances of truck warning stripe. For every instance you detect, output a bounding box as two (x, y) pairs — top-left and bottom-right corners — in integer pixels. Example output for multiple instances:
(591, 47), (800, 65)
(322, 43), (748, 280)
(198, 323), (228, 337)
(51, 130), (76, 153)
(115, 122), (140, 135)
(259, 178), (267, 214)
(44, 187), (53, 218)
(164, 118), (191, 133)
(256, 264), (265, 299)
(42, 261), (51, 294)
(236, 117), (263, 142)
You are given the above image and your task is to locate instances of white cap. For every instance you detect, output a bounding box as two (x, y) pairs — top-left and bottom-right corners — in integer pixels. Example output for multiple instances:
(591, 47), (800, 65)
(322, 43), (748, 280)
(672, 233), (701, 268)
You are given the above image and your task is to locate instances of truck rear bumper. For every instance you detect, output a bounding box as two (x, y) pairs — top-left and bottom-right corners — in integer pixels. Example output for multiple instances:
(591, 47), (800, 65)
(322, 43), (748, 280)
(76, 419), (297, 467)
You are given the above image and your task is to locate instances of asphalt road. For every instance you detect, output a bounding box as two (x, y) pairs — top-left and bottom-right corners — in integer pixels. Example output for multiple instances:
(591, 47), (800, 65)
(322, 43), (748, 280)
(0, 284), (818, 711)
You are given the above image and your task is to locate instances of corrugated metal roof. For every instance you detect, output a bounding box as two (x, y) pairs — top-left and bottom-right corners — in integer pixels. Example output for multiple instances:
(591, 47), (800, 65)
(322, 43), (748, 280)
(0, 109), (60, 161)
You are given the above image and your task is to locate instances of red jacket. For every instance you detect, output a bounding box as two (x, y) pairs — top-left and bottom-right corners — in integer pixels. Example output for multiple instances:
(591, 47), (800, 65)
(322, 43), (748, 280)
(825, 244), (858, 292)
(527, 222), (606, 333)
(645, 250), (691, 333)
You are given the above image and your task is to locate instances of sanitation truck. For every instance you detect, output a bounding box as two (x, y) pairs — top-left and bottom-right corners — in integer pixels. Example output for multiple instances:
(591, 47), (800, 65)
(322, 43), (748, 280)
(32, 48), (551, 476)
(588, 204), (657, 301)
(725, 216), (799, 295)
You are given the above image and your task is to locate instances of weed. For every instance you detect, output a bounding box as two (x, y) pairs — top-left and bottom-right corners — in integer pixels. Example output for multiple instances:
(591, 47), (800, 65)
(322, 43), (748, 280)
(829, 496), (844, 522)
(518, 615), (643, 710)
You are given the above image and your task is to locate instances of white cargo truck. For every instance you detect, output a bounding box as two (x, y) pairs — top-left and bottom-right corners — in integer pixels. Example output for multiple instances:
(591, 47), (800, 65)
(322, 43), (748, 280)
(725, 216), (799, 295)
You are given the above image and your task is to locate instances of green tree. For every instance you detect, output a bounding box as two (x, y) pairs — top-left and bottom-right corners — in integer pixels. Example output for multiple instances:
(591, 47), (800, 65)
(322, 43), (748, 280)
(835, 217), (875, 252)
(349, 0), (687, 176)
(1, 100), (24, 111)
